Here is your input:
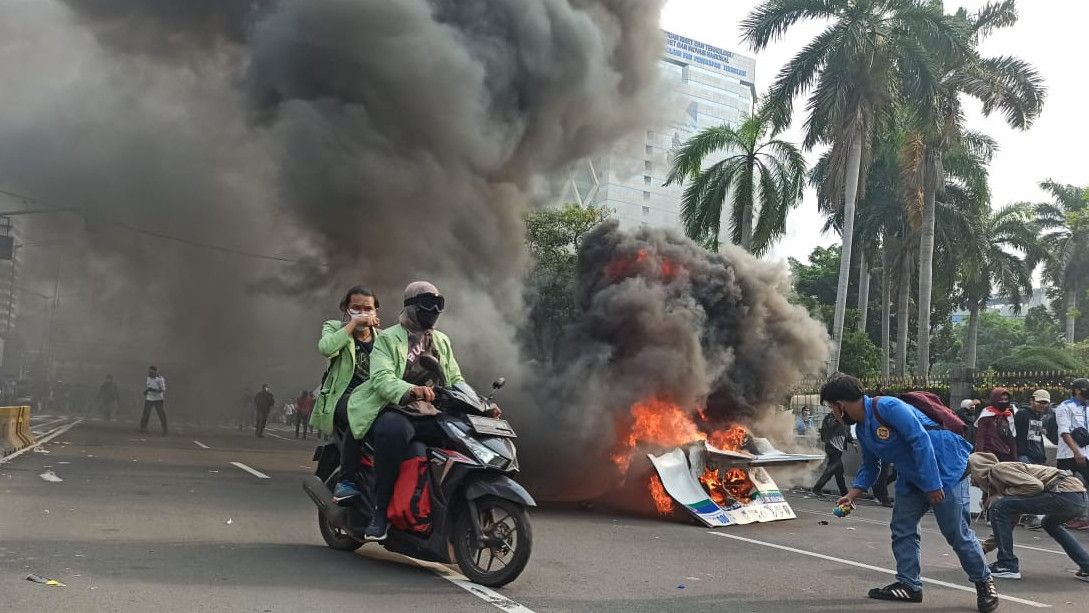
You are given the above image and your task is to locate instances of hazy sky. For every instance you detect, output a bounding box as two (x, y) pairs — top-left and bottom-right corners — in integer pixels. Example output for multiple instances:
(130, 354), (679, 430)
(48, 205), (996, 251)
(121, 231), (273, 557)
(661, 0), (1089, 264)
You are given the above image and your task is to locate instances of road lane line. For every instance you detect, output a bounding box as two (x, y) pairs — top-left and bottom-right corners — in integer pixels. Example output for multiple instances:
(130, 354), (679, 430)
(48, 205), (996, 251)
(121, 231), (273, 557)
(265, 432), (290, 441)
(31, 417), (68, 433)
(708, 531), (1050, 608)
(230, 461), (270, 479)
(416, 561), (535, 613)
(792, 507), (1066, 555)
(1, 419), (82, 465)
(193, 440), (210, 449)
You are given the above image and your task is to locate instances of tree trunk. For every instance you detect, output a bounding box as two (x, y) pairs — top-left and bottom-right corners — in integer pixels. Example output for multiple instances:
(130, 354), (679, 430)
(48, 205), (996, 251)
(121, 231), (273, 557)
(964, 301), (980, 370)
(857, 249), (870, 332)
(828, 132), (863, 374)
(1067, 288), (1078, 343)
(916, 153), (940, 379)
(880, 244), (891, 382)
(740, 193), (754, 253)
(896, 250), (912, 377)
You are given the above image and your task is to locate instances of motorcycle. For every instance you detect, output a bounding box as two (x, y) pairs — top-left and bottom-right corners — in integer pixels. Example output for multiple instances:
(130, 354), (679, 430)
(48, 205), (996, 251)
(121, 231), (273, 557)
(302, 377), (534, 587)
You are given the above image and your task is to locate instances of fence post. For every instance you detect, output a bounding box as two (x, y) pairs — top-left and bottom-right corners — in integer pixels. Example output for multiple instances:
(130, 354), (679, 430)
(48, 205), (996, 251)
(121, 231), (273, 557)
(949, 366), (975, 407)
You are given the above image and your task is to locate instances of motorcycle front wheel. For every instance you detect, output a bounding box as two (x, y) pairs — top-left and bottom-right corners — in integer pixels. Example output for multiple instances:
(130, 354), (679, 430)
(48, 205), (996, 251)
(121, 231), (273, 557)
(452, 496), (532, 587)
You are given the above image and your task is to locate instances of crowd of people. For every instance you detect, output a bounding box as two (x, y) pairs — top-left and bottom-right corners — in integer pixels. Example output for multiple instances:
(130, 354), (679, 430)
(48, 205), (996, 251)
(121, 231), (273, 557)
(814, 374), (1089, 612)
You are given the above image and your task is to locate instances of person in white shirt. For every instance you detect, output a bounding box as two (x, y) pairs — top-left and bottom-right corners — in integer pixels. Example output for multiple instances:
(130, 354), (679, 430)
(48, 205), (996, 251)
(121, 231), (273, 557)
(140, 365), (168, 436)
(1055, 378), (1089, 529)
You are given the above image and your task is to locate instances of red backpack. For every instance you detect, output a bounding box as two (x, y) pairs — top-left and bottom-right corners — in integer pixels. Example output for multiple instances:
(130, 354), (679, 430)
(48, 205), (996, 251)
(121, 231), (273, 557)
(873, 392), (967, 436)
(387, 456), (432, 535)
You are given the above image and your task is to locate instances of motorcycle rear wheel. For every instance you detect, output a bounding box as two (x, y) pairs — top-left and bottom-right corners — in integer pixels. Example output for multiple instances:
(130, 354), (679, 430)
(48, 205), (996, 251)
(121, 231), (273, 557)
(318, 471), (364, 551)
(453, 496), (532, 587)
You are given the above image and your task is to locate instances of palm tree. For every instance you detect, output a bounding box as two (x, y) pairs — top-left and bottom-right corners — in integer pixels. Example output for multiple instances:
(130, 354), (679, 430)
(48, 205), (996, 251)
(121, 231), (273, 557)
(663, 111), (805, 255)
(912, 0), (1046, 377)
(1035, 180), (1089, 343)
(743, 0), (966, 373)
(957, 203), (1039, 370)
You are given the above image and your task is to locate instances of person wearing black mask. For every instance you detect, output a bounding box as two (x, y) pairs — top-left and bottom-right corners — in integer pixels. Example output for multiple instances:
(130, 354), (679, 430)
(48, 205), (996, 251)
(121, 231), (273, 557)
(349, 281), (500, 541)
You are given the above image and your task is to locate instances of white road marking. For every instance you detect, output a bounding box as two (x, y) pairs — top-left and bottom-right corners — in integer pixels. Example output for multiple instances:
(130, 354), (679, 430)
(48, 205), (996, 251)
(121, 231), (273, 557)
(229, 461), (270, 479)
(708, 531), (1050, 608)
(792, 506), (1066, 555)
(0, 419), (81, 465)
(31, 418), (68, 433)
(416, 561), (535, 613)
(265, 432), (290, 441)
(39, 470), (63, 483)
(193, 440), (210, 449)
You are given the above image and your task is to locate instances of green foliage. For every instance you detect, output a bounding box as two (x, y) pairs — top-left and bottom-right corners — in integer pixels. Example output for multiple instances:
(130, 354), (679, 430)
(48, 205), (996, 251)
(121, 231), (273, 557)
(521, 204), (610, 362)
(839, 330), (882, 379)
(990, 345), (1088, 372)
(789, 245), (842, 308)
(1024, 305), (1063, 347)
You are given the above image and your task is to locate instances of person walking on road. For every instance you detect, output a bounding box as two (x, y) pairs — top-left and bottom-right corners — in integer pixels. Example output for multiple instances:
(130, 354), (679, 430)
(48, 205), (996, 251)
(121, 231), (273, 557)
(812, 410), (850, 497)
(139, 366), (167, 436)
(254, 384), (275, 438)
(95, 374), (120, 421)
(822, 374), (999, 612)
(969, 452), (1089, 582)
(1056, 378), (1089, 530)
(295, 390), (314, 439)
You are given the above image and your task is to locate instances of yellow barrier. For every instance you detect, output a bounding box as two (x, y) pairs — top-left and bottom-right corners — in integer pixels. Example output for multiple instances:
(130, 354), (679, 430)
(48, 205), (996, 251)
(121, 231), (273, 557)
(0, 405), (35, 456)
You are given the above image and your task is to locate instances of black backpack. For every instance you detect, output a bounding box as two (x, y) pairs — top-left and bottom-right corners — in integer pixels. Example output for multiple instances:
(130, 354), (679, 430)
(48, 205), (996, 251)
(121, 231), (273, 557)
(818, 413), (839, 443)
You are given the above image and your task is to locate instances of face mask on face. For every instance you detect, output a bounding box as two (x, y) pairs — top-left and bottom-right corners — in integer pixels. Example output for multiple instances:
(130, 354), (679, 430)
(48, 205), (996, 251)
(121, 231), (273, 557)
(995, 401), (1011, 410)
(415, 309), (440, 330)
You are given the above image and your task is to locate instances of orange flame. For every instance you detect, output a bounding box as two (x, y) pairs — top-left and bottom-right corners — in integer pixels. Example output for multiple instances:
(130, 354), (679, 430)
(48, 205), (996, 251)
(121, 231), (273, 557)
(699, 466), (729, 507)
(612, 397), (751, 474)
(648, 475), (674, 516)
(604, 248), (680, 282)
(723, 467), (755, 504)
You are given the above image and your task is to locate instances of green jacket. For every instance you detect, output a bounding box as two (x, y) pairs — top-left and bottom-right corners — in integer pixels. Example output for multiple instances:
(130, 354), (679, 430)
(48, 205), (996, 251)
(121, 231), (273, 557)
(310, 319), (366, 435)
(316, 323), (465, 440)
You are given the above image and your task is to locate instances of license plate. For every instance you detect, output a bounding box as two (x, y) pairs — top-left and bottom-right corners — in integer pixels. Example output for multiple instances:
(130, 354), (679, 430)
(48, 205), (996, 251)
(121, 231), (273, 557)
(467, 415), (517, 438)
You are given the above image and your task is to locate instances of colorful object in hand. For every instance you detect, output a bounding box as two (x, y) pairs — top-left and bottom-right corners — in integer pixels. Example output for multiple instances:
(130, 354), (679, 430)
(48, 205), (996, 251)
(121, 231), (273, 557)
(833, 504), (853, 518)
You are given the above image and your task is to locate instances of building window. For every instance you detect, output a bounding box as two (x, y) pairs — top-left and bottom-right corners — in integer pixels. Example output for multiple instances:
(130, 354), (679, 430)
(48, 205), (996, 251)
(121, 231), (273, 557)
(643, 175), (652, 185)
(642, 206), (650, 216)
(645, 145), (653, 156)
(646, 130), (655, 142)
(642, 191), (651, 201)
(645, 161), (652, 172)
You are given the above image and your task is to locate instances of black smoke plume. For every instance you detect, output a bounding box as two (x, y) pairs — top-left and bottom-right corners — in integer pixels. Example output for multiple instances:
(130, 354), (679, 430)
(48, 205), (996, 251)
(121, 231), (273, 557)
(521, 221), (830, 500)
(1, 1), (663, 413)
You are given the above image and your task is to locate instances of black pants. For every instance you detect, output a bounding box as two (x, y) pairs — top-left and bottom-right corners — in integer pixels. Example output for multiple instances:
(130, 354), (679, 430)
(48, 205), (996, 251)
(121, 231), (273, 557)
(334, 393), (361, 482)
(255, 408), (271, 436)
(140, 400), (167, 435)
(813, 444), (847, 495)
(295, 412), (310, 438)
(371, 410), (444, 513)
(872, 463), (897, 503)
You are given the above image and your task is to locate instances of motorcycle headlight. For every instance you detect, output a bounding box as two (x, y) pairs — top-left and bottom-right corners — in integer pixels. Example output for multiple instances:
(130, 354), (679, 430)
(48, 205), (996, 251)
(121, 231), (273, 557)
(450, 426), (507, 468)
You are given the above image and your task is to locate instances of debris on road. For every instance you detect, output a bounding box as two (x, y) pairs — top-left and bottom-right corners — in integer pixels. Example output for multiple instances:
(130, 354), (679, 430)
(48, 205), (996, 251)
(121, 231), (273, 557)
(818, 520), (829, 526)
(26, 574), (65, 587)
(39, 471), (62, 483)
(226, 518), (233, 525)
(32, 447), (49, 454)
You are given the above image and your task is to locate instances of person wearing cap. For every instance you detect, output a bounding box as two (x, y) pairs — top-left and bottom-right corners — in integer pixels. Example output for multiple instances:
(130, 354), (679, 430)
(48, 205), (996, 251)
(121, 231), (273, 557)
(351, 281), (498, 541)
(1015, 390), (1051, 466)
(1056, 378), (1089, 530)
(969, 452), (1089, 582)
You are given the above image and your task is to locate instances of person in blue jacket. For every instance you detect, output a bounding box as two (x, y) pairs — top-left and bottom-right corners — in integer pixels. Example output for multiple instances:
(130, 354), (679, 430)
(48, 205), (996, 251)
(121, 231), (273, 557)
(821, 374), (1000, 613)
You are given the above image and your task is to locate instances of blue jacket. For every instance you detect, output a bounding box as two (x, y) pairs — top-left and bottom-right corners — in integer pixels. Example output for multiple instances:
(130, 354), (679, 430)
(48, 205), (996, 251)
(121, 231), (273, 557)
(852, 395), (973, 494)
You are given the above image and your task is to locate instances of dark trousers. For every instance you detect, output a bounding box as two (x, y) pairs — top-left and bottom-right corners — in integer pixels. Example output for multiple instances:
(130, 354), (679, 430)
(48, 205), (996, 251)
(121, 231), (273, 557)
(813, 444), (847, 495)
(1057, 459), (1089, 520)
(295, 412), (311, 438)
(990, 491), (1089, 572)
(140, 400), (167, 435)
(334, 394), (362, 481)
(872, 463), (897, 503)
(99, 400), (118, 421)
(371, 410), (444, 513)
(255, 408), (271, 437)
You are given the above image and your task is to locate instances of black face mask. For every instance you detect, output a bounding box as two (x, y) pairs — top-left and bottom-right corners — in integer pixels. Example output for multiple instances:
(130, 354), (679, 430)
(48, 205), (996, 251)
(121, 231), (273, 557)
(839, 413), (857, 427)
(994, 401), (1011, 410)
(415, 309), (440, 330)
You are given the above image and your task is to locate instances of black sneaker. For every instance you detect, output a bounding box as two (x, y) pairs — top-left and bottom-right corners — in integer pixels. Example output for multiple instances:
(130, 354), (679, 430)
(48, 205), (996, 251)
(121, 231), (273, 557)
(1075, 569), (1089, 583)
(364, 512), (389, 541)
(976, 578), (1000, 613)
(868, 582), (922, 603)
(988, 562), (1020, 579)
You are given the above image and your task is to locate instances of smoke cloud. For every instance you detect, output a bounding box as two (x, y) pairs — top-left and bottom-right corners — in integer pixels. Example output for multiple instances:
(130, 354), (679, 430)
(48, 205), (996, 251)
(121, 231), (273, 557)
(521, 221), (830, 499)
(0, 0), (664, 413)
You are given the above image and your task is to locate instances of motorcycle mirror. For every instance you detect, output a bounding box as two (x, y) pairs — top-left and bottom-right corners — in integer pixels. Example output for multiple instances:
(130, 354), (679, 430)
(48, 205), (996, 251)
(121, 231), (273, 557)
(492, 377), (506, 391)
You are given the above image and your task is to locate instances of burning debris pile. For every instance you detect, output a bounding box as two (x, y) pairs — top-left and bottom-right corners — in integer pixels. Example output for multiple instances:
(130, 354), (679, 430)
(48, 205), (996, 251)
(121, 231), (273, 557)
(522, 222), (829, 515)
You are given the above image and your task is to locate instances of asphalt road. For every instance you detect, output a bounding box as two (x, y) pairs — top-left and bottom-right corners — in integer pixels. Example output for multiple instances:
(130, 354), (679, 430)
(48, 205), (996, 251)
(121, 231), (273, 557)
(2, 415), (1088, 612)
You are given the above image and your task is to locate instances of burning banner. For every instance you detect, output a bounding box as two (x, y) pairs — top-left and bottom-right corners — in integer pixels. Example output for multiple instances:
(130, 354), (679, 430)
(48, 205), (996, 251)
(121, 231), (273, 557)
(522, 221), (830, 513)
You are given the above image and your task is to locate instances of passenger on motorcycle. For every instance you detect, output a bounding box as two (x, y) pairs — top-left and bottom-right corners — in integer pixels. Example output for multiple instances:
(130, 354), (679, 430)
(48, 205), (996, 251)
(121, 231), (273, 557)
(354, 281), (499, 541)
(310, 286), (381, 503)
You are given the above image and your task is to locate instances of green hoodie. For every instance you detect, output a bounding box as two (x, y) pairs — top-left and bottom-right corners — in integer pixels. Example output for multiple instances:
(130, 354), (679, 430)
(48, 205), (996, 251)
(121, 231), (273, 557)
(311, 322), (464, 439)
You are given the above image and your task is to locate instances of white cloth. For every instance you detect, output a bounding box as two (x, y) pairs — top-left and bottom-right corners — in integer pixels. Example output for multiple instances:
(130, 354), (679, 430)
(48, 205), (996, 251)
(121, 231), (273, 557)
(1055, 398), (1089, 459)
(145, 375), (166, 401)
